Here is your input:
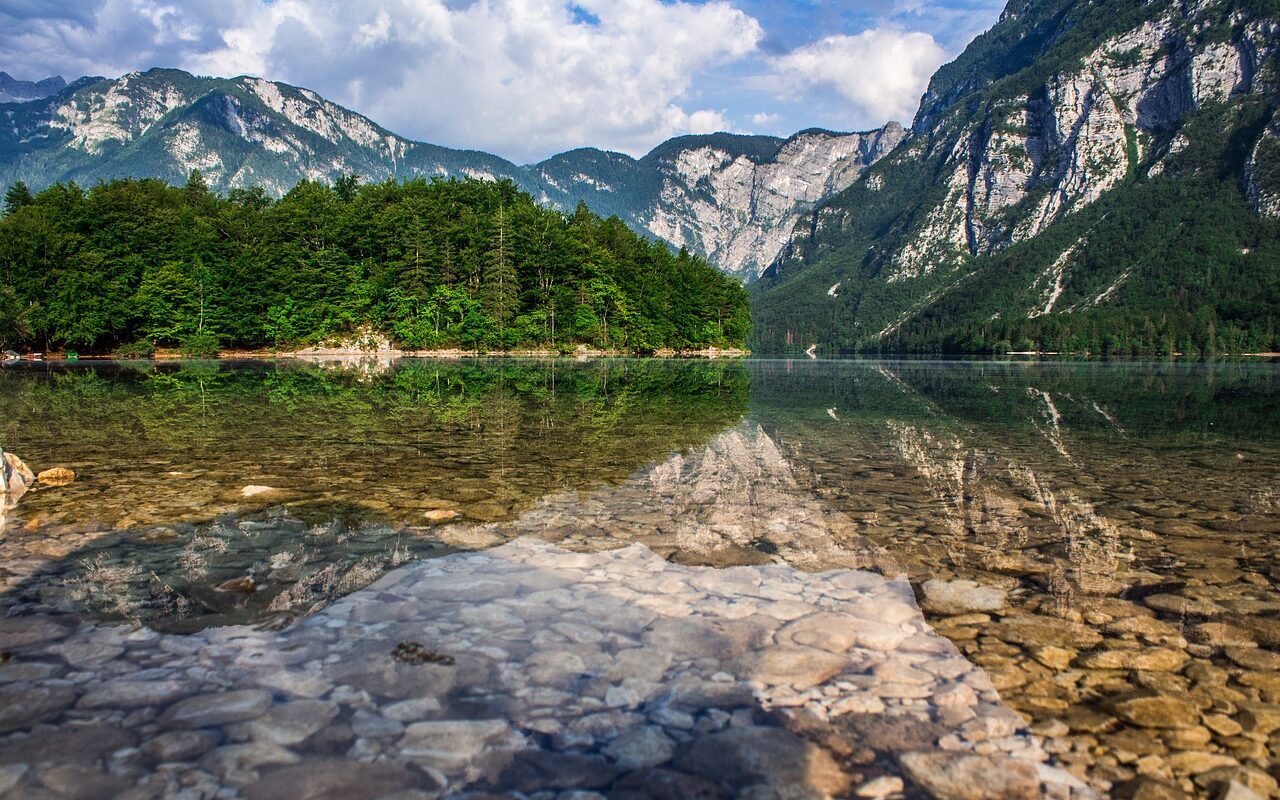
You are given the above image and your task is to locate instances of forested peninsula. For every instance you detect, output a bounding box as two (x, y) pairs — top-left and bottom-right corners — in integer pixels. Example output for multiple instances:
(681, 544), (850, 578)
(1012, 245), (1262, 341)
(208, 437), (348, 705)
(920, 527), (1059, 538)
(0, 173), (751, 356)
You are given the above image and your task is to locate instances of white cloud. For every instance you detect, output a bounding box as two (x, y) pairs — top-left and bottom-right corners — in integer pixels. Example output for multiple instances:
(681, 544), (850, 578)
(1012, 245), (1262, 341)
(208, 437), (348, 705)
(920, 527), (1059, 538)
(183, 0), (762, 160)
(0, 0), (761, 161)
(770, 28), (947, 128)
(751, 111), (781, 126)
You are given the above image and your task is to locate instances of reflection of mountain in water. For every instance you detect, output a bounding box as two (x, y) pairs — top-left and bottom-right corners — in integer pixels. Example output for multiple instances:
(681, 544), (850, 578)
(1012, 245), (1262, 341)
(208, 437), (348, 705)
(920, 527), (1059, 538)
(13, 422), (896, 630)
(0, 537), (1090, 799)
(439, 422), (899, 575)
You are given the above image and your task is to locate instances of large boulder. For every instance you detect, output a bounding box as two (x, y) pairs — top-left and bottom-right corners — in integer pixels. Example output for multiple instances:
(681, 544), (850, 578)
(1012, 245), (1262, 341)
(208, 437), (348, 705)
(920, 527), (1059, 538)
(1, 448), (35, 532)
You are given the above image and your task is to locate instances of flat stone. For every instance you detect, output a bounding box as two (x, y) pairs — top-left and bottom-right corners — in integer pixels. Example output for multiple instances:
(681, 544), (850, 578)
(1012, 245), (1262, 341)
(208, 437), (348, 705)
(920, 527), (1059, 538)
(1113, 777), (1191, 800)
(0, 684), (76, 732)
(603, 726), (676, 769)
(0, 617), (72, 649)
(857, 775), (905, 797)
(236, 700), (339, 745)
(1224, 646), (1280, 671)
(921, 579), (1007, 615)
(1144, 594), (1225, 618)
(673, 725), (850, 797)
(37, 764), (131, 799)
(1109, 694), (1201, 729)
(746, 647), (848, 689)
(898, 752), (1039, 800)
(161, 689), (273, 728)
(1188, 623), (1255, 648)
(1237, 704), (1280, 737)
(400, 719), (511, 771)
(202, 742), (300, 782)
(140, 730), (221, 762)
(1076, 648), (1189, 672)
(77, 679), (188, 709)
(244, 760), (425, 800)
(990, 617), (1102, 649)
(497, 750), (622, 792)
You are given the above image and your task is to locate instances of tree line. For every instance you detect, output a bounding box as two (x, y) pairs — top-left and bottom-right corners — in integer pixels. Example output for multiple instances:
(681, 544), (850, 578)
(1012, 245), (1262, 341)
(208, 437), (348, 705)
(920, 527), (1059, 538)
(0, 172), (750, 355)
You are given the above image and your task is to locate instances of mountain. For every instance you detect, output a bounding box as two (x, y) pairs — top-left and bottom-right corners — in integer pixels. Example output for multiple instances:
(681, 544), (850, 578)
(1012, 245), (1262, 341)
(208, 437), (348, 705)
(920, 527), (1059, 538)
(0, 72), (64, 104)
(0, 68), (901, 283)
(534, 126), (906, 281)
(751, 0), (1280, 354)
(0, 69), (555, 200)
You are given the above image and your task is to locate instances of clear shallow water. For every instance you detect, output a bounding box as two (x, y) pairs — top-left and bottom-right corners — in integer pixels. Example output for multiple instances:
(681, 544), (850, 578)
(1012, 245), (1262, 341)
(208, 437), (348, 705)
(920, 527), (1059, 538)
(0, 357), (1277, 799)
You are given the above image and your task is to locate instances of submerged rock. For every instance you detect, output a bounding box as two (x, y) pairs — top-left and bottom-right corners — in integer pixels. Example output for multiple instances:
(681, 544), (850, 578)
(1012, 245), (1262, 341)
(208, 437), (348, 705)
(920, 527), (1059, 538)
(36, 466), (76, 486)
(921, 579), (1008, 615)
(898, 752), (1039, 800)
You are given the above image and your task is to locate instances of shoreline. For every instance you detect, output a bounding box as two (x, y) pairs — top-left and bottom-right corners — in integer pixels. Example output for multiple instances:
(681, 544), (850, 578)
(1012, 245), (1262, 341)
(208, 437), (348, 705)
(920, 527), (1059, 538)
(18, 346), (752, 362)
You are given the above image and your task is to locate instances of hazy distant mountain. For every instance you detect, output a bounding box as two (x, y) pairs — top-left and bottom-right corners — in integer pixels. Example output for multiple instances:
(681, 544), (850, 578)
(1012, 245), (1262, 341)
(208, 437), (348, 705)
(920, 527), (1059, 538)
(0, 72), (65, 104)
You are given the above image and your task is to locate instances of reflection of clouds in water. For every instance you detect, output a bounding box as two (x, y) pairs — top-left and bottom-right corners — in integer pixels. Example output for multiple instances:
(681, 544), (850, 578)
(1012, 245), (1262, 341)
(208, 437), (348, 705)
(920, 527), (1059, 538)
(0, 538), (1091, 798)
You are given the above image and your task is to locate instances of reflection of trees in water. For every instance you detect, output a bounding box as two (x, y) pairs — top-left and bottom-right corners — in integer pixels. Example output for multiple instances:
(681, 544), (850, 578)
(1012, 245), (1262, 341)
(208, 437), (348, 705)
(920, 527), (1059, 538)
(0, 359), (751, 531)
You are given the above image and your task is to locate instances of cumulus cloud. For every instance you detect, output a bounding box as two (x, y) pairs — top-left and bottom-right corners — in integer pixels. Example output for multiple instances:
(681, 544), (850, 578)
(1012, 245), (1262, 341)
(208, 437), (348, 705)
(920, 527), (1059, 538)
(770, 28), (947, 128)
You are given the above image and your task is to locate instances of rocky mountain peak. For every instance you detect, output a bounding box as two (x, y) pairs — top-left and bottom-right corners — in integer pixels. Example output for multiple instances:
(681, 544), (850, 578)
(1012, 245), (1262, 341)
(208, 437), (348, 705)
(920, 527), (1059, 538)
(0, 72), (66, 104)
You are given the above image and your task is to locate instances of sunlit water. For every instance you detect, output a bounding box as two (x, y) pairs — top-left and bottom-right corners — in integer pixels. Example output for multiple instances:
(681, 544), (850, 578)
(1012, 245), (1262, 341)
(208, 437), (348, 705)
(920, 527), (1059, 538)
(0, 358), (1276, 799)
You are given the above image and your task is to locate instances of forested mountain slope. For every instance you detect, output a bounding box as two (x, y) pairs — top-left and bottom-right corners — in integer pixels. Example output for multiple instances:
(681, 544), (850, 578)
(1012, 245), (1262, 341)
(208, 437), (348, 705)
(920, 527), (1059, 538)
(751, 0), (1280, 355)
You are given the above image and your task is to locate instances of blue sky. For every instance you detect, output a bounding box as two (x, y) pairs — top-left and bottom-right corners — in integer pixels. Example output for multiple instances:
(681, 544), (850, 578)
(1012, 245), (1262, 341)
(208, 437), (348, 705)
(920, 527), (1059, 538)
(0, 0), (1006, 161)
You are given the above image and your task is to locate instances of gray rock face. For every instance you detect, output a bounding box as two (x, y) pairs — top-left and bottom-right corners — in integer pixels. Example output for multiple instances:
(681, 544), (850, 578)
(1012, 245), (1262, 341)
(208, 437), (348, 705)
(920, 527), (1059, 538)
(881, 7), (1278, 290)
(0, 72), (65, 104)
(634, 126), (907, 281)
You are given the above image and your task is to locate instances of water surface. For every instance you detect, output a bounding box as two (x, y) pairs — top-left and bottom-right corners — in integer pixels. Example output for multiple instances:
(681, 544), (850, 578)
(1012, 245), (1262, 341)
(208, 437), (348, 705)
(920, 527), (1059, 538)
(0, 357), (1276, 799)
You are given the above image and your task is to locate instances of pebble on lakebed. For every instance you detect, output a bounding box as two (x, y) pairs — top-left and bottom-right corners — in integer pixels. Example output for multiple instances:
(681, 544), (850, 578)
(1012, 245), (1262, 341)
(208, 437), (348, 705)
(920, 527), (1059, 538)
(0, 537), (1093, 799)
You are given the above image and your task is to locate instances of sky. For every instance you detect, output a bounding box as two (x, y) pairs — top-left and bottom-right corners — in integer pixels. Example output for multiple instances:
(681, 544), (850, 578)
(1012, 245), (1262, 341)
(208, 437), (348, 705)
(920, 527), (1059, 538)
(0, 0), (1006, 162)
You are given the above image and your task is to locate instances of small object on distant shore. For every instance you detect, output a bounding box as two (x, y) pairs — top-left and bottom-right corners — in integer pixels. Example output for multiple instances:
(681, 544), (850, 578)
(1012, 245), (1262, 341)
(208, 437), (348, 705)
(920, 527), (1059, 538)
(37, 467), (76, 487)
(423, 509), (460, 522)
(240, 485), (278, 498)
(805, 344), (817, 359)
(1, 350), (18, 363)
(391, 641), (455, 665)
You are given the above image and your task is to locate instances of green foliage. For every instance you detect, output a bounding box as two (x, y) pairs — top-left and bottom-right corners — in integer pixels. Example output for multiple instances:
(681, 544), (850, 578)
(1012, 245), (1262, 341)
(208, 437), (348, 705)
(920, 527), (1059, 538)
(753, 97), (1280, 357)
(111, 340), (156, 359)
(179, 331), (221, 359)
(0, 176), (749, 354)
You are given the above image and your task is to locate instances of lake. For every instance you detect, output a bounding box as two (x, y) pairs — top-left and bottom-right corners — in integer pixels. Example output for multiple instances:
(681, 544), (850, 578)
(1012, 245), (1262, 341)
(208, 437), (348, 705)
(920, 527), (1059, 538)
(0, 357), (1276, 799)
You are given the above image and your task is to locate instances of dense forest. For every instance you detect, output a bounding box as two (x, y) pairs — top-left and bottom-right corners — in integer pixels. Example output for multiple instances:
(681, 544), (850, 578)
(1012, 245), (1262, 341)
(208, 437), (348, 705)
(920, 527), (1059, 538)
(0, 173), (750, 355)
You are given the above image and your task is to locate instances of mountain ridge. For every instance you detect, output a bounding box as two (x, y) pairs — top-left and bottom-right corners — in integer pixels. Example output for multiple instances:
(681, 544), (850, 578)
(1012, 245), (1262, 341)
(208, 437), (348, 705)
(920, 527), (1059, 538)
(0, 68), (897, 281)
(750, 0), (1280, 355)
